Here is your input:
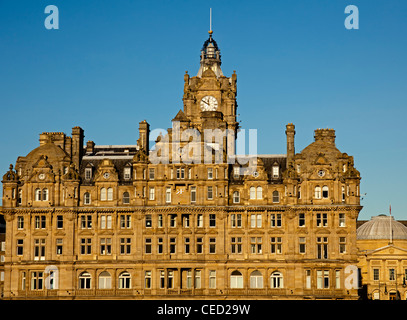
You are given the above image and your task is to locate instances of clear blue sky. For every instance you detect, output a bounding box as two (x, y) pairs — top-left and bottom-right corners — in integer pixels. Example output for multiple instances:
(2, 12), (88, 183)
(1, 0), (406, 220)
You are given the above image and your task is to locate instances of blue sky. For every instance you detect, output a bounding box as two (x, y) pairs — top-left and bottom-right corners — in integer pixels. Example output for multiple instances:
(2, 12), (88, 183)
(1, 0), (406, 220)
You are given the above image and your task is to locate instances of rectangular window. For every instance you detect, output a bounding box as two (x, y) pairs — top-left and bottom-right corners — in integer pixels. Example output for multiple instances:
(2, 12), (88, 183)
(299, 213), (305, 227)
(190, 186), (196, 203)
(120, 215), (131, 229)
(196, 237), (203, 254)
(57, 215), (63, 229)
(85, 168), (92, 180)
(272, 166), (279, 178)
(169, 237), (176, 254)
(270, 214), (282, 227)
(207, 168), (213, 179)
(168, 270), (174, 288)
(184, 237), (190, 254)
(299, 237), (306, 254)
(157, 237), (163, 254)
(56, 239), (63, 255)
(317, 237), (328, 259)
(250, 237), (262, 254)
(183, 214), (190, 228)
(149, 187), (155, 200)
(233, 167), (240, 179)
(305, 270), (311, 289)
(170, 214), (177, 227)
(124, 167), (131, 180)
(120, 238), (131, 255)
(17, 216), (24, 229)
(31, 271), (44, 290)
(373, 268), (380, 281)
(339, 237), (346, 253)
(195, 270), (202, 289)
(209, 214), (216, 227)
(207, 186), (213, 200)
(145, 271), (151, 289)
(159, 270), (165, 289)
(80, 238), (92, 255)
(158, 214), (163, 228)
(339, 213), (346, 227)
(336, 270), (341, 289)
(197, 214), (203, 228)
(149, 168), (155, 180)
(16, 239), (24, 256)
(209, 270), (216, 289)
(270, 237), (282, 254)
(316, 213), (328, 227)
(389, 268), (395, 281)
(145, 238), (152, 254)
(145, 214), (152, 228)
(100, 238), (112, 255)
(209, 238), (216, 253)
(231, 214), (242, 228)
(231, 237), (242, 254)
(35, 216), (46, 229)
(165, 187), (171, 203)
(81, 215), (92, 229)
(34, 239), (46, 261)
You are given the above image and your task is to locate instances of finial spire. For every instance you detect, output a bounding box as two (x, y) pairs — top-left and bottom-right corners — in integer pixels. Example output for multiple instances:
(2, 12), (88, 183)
(209, 8), (213, 35)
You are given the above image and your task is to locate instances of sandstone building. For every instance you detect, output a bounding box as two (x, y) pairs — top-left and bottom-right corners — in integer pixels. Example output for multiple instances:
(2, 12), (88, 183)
(357, 215), (407, 300)
(0, 30), (362, 300)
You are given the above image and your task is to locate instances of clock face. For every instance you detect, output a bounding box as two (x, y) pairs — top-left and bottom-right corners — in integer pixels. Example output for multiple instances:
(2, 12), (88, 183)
(317, 170), (325, 177)
(200, 95), (218, 111)
(103, 172), (110, 179)
(38, 173), (45, 180)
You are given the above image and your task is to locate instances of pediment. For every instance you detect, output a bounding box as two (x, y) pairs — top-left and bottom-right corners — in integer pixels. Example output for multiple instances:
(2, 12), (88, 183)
(368, 244), (407, 256)
(315, 228), (331, 235)
(267, 229), (285, 235)
(32, 230), (48, 237)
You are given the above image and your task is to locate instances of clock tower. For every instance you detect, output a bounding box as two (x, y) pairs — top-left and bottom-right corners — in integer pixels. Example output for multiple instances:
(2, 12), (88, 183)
(182, 30), (238, 135)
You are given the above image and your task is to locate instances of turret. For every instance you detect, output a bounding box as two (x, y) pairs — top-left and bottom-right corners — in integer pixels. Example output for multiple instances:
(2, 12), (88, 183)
(197, 31), (223, 78)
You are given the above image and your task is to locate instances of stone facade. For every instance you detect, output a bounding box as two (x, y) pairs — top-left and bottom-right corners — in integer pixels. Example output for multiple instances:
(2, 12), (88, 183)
(0, 31), (362, 300)
(357, 216), (407, 300)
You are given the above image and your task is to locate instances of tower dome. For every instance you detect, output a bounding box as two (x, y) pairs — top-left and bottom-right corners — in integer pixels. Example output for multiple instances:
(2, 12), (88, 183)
(197, 31), (223, 78)
(357, 215), (407, 240)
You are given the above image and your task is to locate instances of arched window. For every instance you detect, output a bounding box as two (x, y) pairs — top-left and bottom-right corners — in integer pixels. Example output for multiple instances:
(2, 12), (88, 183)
(230, 270), (243, 289)
(270, 272), (284, 288)
(322, 186), (329, 199)
(84, 192), (91, 205)
(123, 192), (130, 204)
(233, 191), (240, 203)
(249, 187), (256, 200)
(35, 188), (41, 201)
(250, 270), (263, 288)
(107, 188), (113, 201)
(272, 190), (279, 203)
(119, 271), (131, 289)
(79, 272), (91, 289)
(42, 188), (48, 201)
(98, 271), (112, 289)
(314, 186), (321, 199)
(100, 188), (107, 201)
(256, 187), (263, 199)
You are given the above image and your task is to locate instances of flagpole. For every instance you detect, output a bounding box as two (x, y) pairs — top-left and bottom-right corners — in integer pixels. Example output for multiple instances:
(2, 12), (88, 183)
(389, 204), (393, 244)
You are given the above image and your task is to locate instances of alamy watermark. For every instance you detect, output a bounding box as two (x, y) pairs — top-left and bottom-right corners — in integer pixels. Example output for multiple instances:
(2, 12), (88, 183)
(149, 121), (258, 176)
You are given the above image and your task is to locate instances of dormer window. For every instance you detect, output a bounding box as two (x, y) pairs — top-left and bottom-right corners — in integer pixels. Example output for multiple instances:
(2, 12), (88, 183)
(85, 168), (92, 180)
(272, 165), (279, 178)
(124, 167), (131, 180)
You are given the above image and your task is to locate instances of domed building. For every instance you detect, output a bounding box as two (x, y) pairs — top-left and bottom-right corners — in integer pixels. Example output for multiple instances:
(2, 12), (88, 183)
(357, 215), (407, 300)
